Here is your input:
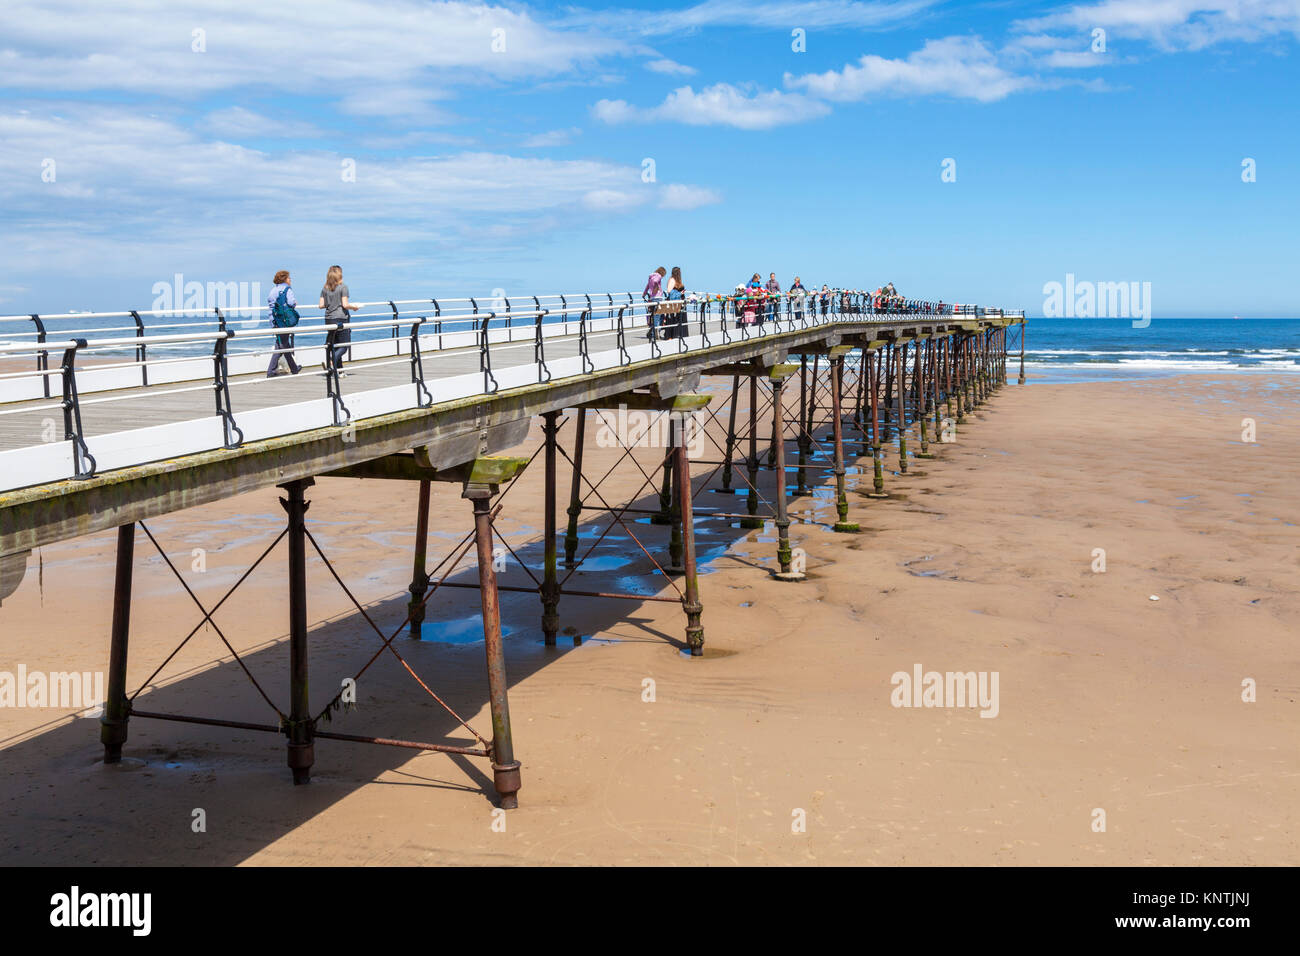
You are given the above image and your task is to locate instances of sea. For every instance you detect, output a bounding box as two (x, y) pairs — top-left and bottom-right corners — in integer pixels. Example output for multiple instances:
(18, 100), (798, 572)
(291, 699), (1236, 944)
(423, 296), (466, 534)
(1019, 318), (1299, 384)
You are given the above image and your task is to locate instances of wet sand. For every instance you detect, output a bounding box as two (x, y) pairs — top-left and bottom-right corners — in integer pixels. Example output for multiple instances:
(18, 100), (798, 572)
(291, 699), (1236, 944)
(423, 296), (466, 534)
(0, 372), (1296, 865)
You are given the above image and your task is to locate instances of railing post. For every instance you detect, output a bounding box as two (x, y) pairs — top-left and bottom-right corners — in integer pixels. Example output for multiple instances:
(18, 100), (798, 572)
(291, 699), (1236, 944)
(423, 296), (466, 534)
(212, 331), (243, 448)
(60, 340), (96, 479)
(324, 326), (351, 427)
(129, 310), (148, 386)
(30, 314), (49, 399)
(388, 300), (400, 351)
(409, 317), (433, 407)
(578, 309), (594, 373)
(616, 306), (630, 365)
(534, 308), (552, 382)
(480, 312), (498, 392)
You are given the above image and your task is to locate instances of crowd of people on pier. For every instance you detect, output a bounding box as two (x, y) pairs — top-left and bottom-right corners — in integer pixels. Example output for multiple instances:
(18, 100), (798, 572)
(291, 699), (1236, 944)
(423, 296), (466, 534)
(641, 266), (940, 337)
(263, 263), (952, 375)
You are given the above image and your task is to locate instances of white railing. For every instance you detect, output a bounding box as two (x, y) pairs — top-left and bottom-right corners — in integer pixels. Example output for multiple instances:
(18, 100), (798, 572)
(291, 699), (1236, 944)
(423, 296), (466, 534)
(0, 289), (1016, 494)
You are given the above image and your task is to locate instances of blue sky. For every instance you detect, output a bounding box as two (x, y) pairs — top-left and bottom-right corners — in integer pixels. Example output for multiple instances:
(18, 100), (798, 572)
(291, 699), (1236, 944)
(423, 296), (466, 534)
(1, 0), (1297, 317)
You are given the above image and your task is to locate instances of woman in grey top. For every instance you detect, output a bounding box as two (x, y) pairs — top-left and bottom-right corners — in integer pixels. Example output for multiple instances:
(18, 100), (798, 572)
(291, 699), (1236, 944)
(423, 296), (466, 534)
(318, 265), (358, 371)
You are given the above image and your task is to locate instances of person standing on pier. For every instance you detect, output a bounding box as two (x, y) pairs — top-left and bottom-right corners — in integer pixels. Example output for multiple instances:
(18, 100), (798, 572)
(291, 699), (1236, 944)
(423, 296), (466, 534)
(662, 266), (685, 339)
(747, 273), (764, 326)
(319, 265), (358, 372)
(789, 276), (806, 322)
(766, 272), (782, 324)
(266, 270), (302, 376)
(643, 265), (666, 340)
(820, 284), (831, 317)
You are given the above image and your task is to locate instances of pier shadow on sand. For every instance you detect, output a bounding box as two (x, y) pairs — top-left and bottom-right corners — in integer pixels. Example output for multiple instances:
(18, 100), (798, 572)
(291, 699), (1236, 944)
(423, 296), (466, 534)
(0, 413), (911, 865)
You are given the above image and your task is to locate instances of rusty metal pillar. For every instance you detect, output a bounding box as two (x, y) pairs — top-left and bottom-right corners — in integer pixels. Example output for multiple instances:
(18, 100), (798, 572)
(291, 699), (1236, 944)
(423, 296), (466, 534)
(795, 355), (810, 496)
(881, 345), (894, 441)
(281, 477), (315, 785)
(771, 371), (803, 581)
(721, 374), (739, 491)
(563, 407), (586, 568)
(652, 438), (674, 526)
(807, 354), (820, 441)
(742, 374), (761, 528)
(1018, 323), (1026, 385)
(467, 486), (522, 807)
(100, 523), (135, 764)
(956, 335), (968, 424)
(933, 337), (943, 445)
(667, 418), (684, 573)
(951, 335), (961, 426)
(831, 355), (859, 532)
(407, 478), (431, 638)
(541, 412), (561, 646)
(767, 393), (777, 469)
(916, 338), (932, 459)
(673, 433), (705, 656)
(856, 347), (871, 457)
(868, 348), (886, 497)
(896, 341), (909, 474)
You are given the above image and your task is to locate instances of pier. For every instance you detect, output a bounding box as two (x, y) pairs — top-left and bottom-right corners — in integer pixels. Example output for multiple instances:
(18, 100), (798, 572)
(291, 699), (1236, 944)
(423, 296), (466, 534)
(0, 290), (1025, 807)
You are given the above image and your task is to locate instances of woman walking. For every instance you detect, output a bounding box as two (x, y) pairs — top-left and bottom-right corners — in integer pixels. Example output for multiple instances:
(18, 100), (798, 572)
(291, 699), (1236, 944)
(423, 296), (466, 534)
(266, 269), (301, 376)
(319, 265), (358, 372)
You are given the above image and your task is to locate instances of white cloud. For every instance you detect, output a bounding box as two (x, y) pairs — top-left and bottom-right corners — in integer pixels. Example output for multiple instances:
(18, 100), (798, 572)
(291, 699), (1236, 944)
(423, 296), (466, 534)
(0, 106), (715, 280)
(522, 127), (582, 147)
(0, 0), (621, 97)
(1014, 1), (1300, 52)
(658, 183), (722, 209)
(646, 58), (698, 75)
(566, 0), (938, 35)
(785, 36), (1034, 102)
(594, 83), (830, 129)
(1041, 49), (1109, 68)
(580, 189), (648, 212)
(204, 107), (323, 139)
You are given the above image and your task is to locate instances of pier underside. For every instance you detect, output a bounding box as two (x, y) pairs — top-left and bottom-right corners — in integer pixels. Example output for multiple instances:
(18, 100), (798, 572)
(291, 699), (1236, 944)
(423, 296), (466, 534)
(0, 313), (1023, 807)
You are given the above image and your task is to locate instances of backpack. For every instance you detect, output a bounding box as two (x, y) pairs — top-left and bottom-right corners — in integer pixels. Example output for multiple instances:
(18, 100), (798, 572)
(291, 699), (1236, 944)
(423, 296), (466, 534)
(271, 286), (300, 328)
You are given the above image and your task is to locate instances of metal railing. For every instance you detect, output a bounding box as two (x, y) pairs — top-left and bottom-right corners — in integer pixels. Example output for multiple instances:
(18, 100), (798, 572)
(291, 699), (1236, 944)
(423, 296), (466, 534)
(0, 288), (1022, 493)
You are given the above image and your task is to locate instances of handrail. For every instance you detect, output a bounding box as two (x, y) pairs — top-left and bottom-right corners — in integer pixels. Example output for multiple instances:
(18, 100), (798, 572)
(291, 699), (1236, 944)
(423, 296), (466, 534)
(0, 286), (1021, 495)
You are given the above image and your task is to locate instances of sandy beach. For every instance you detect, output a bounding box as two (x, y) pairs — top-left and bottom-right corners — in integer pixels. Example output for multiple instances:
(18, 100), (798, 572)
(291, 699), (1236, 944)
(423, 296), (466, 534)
(0, 371), (1295, 866)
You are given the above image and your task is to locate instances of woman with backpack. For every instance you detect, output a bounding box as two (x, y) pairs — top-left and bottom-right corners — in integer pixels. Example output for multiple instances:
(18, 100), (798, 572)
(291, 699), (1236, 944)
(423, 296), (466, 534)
(319, 265), (358, 372)
(266, 269), (302, 376)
